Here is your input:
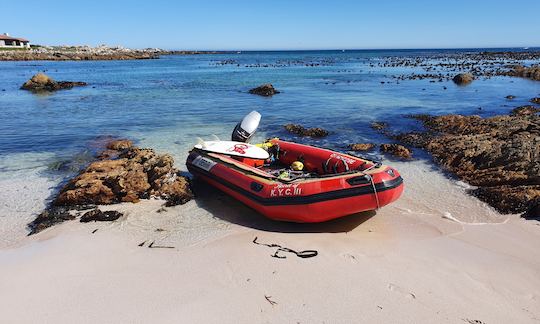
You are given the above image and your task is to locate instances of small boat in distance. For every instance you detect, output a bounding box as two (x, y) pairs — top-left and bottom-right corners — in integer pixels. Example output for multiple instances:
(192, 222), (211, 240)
(186, 112), (404, 223)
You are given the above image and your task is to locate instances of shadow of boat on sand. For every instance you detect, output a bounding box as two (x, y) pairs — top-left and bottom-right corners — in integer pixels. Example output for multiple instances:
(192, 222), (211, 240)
(191, 179), (376, 234)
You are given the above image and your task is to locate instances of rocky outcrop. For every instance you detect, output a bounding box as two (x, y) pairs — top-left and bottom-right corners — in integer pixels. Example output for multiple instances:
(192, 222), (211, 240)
(249, 84), (280, 96)
(505, 95), (516, 100)
(531, 97), (540, 104)
(452, 73), (474, 85)
(349, 143), (375, 151)
(21, 73), (87, 92)
(396, 112), (540, 216)
(380, 144), (412, 159)
(371, 122), (388, 130)
(507, 65), (540, 81)
(54, 145), (192, 206)
(284, 124), (329, 137)
(510, 105), (540, 116)
(28, 139), (193, 234)
(0, 45), (225, 61)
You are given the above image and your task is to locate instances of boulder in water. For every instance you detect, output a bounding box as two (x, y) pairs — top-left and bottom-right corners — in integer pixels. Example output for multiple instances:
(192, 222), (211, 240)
(249, 84), (280, 96)
(349, 143), (375, 151)
(21, 73), (87, 92)
(284, 124), (329, 137)
(452, 73), (474, 85)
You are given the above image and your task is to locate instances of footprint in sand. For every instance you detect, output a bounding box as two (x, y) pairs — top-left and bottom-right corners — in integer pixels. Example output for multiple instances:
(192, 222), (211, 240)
(388, 283), (416, 299)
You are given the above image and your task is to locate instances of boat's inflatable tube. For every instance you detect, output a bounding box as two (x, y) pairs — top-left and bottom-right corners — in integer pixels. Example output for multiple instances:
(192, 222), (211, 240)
(187, 139), (404, 223)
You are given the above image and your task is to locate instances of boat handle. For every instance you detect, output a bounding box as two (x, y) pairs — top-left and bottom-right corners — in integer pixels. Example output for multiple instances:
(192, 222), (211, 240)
(347, 175), (371, 186)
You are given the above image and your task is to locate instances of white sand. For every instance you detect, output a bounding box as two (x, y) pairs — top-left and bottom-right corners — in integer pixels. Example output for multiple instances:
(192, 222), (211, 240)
(1, 160), (539, 323)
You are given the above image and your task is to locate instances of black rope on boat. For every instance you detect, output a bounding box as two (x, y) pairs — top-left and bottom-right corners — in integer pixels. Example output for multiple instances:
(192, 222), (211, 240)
(252, 237), (318, 259)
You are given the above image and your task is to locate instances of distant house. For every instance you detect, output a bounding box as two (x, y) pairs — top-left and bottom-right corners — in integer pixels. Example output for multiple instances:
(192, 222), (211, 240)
(0, 33), (30, 48)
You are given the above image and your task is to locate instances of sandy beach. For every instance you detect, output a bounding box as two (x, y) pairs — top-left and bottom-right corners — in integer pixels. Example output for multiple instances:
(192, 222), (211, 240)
(1, 159), (539, 324)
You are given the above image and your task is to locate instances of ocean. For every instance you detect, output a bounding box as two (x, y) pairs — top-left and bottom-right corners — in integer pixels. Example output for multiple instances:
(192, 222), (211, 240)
(1, 49), (539, 247)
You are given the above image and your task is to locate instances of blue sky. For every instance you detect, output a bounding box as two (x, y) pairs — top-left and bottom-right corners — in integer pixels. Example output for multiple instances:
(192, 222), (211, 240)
(3, 0), (539, 50)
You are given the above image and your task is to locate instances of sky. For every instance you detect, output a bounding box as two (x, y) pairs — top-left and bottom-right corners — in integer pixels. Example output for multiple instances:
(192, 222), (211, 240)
(2, 0), (539, 50)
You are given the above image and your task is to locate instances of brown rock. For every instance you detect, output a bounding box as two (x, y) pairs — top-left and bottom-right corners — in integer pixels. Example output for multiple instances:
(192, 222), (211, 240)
(505, 95), (516, 100)
(106, 139), (133, 151)
(380, 144), (412, 159)
(349, 143), (375, 151)
(284, 124), (329, 137)
(510, 105), (540, 116)
(531, 97), (540, 105)
(507, 65), (540, 81)
(452, 73), (474, 85)
(21, 73), (87, 92)
(249, 84), (280, 96)
(396, 112), (540, 215)
(370, 122), (388, 130)
(37, 140), (193, 233)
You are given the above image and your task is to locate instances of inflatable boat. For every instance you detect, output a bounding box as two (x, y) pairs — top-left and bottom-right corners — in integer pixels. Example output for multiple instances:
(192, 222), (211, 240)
(186, 112), (404, 223)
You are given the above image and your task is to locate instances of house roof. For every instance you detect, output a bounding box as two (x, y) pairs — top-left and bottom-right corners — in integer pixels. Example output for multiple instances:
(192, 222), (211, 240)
(0, 35), (29, 42)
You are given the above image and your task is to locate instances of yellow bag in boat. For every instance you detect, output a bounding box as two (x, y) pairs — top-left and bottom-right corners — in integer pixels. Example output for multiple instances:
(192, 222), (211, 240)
(291, 161), (304, 171)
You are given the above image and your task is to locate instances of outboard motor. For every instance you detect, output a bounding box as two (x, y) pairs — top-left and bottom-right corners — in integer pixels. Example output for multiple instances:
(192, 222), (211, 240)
(231, 110), (261, 143)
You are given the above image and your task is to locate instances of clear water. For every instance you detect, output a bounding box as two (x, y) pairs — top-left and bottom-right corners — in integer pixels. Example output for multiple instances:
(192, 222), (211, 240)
(1, 49), (539, 247)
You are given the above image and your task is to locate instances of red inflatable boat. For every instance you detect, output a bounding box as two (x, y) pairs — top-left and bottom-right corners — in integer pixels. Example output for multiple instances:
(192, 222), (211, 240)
(186, 138), (404, 223)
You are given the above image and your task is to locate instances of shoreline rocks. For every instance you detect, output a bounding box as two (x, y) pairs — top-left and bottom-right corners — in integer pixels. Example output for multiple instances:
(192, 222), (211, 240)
(510, 105), (540, 116)
(0, 45), (227, 61)
(380, 144), (412, 159)
(28, 139), (193, 234)
(249, 84), (280, 96)
(284, 124), (329, 137)
(349, 143), (375, 151)
(395, 112), (540, 217)
(507, 65), (540, 81)
(21, 73), (87, 92)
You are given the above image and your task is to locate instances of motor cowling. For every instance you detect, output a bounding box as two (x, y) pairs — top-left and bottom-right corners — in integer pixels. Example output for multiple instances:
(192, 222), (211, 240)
(231, 110), (261, 143)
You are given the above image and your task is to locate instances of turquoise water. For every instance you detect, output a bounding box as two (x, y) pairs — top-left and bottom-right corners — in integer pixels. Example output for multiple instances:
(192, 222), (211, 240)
(0, 49), (539, 246)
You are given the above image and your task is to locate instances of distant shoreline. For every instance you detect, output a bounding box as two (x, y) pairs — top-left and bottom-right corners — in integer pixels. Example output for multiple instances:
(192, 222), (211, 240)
(1, 45), (539, 61)
(0, 45), (229, 61)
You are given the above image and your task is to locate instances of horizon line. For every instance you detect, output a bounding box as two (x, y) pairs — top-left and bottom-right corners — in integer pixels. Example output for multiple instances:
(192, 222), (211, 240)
(164, 46), (540, 52)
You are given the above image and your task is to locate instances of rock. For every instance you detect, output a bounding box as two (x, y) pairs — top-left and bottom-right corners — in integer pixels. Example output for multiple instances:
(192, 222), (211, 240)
(29, 139), (193, 233)
(510, 105), (540, 116)
(531, 97), (540, 105)
(28, 205), (95, 234)
(28, 207), (76, 234)
(370, 122), (388, 130)
(349, 143), (375, 151)
(54, 144), (193, 207)
(249, 84), (280, 96)
(21, 73), (87, 92)
(505, 95), (516, 99)
(471, 186), (540, 215)
(106, 139), (133, 150)
(523, 201), (540, 220)
(380, 144), (412, 159)
(452, 73), (474, 85)
(507, 65), (540, 81)
(80, 208), (123, 222)
(396, 112), (540, 215)
(284, 124), (329, 137)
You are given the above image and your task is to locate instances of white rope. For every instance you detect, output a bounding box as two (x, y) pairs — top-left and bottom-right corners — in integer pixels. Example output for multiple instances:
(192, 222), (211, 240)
(367, 174), (380, 210)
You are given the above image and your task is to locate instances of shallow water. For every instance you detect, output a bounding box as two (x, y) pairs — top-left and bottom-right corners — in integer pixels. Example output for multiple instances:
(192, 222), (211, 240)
(0, 49), (538, 247)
